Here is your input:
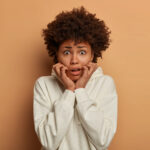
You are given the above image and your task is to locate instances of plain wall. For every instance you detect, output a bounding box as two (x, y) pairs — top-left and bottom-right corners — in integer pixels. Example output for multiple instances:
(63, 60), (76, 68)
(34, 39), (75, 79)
(0, 0), (150, 150)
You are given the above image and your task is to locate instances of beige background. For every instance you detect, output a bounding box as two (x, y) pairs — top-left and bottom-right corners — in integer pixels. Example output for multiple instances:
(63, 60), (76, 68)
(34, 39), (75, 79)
(0, 0), (150, 150)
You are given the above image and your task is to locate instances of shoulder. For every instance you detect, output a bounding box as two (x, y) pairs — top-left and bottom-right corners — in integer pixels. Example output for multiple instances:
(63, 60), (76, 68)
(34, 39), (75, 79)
(103, 74), (117, 88)
(94, 73), (117, 94)
(101, 74), (117, 96)
(33, 75), (60, 99)
(103, 74), (116, 84)
(95, 73), (116, 85)
(92, 66), (116, 85)
(35, 75), (56, 82)
(34, 75), (57, 87)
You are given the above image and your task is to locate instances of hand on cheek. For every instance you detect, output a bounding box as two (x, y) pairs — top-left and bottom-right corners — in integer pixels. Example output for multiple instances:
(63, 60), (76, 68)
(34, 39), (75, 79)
(53, 63), (75, 91)
(75, 62), (98, 89)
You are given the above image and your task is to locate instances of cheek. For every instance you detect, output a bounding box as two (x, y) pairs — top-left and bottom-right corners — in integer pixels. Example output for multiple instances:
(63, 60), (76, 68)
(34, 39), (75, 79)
(58, 57), (70, 66)
(79, 57), (92, 65)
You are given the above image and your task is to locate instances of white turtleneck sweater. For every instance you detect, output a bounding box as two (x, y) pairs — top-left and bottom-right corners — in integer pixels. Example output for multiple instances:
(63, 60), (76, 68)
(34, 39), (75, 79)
(33, 66), (118, 150)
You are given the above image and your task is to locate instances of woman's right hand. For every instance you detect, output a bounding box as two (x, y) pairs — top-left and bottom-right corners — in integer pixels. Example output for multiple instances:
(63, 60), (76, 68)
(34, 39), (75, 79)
(52, 63), (75, 91)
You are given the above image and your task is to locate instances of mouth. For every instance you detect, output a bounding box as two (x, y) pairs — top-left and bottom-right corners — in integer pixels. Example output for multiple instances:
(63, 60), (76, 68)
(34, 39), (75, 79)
(69, 68), (81, 76)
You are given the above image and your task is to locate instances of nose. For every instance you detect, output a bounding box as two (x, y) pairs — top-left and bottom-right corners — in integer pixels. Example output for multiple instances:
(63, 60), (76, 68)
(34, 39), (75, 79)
(70, 54), (78, 65)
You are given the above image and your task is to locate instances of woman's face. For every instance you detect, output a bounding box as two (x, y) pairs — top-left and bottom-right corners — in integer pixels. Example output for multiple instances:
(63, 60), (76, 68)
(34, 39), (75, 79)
(56, 40), (94, 82)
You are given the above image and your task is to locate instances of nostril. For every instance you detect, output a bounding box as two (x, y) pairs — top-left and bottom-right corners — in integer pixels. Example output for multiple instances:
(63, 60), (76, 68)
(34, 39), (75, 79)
(71, 62), (78, 65)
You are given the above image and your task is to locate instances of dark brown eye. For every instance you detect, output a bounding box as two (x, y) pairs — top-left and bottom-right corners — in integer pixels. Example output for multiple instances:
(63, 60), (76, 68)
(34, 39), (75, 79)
(80, 50), (86, 55)
(64, 50), (70, 55)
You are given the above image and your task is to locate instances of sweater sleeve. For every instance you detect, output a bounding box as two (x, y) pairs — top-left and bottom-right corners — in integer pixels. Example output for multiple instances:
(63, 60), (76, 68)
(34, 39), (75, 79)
(33, 78), (75, 150)
(74, 76), (118, 150)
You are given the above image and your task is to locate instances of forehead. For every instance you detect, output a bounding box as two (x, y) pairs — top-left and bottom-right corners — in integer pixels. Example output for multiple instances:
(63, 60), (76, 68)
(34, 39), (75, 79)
(59, 40), (91, 48)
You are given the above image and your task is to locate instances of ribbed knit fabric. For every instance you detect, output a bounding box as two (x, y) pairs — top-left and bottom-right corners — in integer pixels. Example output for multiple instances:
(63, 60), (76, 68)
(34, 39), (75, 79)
(33, 66), (118, 150)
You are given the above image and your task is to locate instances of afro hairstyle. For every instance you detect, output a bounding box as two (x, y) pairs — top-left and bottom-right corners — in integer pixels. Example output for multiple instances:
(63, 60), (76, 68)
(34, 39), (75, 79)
(42, 6), (111, 63)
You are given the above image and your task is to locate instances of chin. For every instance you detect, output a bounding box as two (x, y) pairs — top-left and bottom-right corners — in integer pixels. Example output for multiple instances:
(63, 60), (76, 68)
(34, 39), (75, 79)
(70, 76), (80, 82)
(67, 72), (80, 81)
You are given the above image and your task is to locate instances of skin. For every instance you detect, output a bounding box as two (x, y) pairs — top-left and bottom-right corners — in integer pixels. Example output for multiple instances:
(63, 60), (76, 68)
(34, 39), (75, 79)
(52, 40), (98, 91)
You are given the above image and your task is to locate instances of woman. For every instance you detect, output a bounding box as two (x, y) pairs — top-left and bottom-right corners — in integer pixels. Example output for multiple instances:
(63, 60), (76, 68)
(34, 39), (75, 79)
(33, 6), (118, 150)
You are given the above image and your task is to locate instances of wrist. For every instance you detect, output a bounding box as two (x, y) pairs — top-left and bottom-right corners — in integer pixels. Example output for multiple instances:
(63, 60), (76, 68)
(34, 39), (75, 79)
(75, 83), (86, 89)
(75, 86), (85, 89)
(67, 88), (75, 92)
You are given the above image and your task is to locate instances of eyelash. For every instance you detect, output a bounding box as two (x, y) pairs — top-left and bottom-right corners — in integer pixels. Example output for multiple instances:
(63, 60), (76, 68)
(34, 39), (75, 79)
(63, 50), (86, 55)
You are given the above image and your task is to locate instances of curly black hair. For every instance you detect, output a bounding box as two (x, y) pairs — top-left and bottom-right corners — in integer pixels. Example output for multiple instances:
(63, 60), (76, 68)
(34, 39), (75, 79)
(42, 6), (111, 63)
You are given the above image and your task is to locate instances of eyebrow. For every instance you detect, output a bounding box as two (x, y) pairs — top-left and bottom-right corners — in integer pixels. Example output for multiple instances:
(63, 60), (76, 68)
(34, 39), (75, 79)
(64, 46), (87, 48)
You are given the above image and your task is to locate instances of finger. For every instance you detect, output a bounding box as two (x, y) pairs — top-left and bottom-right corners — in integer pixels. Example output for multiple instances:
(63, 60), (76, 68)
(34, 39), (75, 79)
(86, 63), (94, 74)
(53, 65), (59, 76)
(61, 67), (70, 83)
(63, 66), (69, 72)
(61, 67), (66, 78)
(86, 62), (92, 69)
(59, 65), (66, 77)
(90, 63), (97, 75)
(55, 66), (61, 76)
(52, 63), (62, 69)
(52, 63), (61, 75)
(86, 64), (96, 77)
(61, 66), (68, 75)
(52, 64), (56, 71)
(55, 64), (65, 77)
(82, 66), (89, 77)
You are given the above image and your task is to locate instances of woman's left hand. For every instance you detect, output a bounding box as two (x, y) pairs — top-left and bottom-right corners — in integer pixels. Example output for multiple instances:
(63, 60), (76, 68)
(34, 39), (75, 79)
(75, 62), (98, 89)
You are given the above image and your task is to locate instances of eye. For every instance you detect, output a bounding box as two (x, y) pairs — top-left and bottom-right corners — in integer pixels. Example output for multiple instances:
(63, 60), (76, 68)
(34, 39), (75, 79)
(64, 50), (70, 55)
(80, 50), (86, 55)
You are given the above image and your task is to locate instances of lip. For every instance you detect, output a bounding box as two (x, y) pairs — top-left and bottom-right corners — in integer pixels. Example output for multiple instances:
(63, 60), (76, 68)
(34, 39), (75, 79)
(68, 67), (82, 76)
(70, 70), (81, 76)
(69, 67), (81, 70)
